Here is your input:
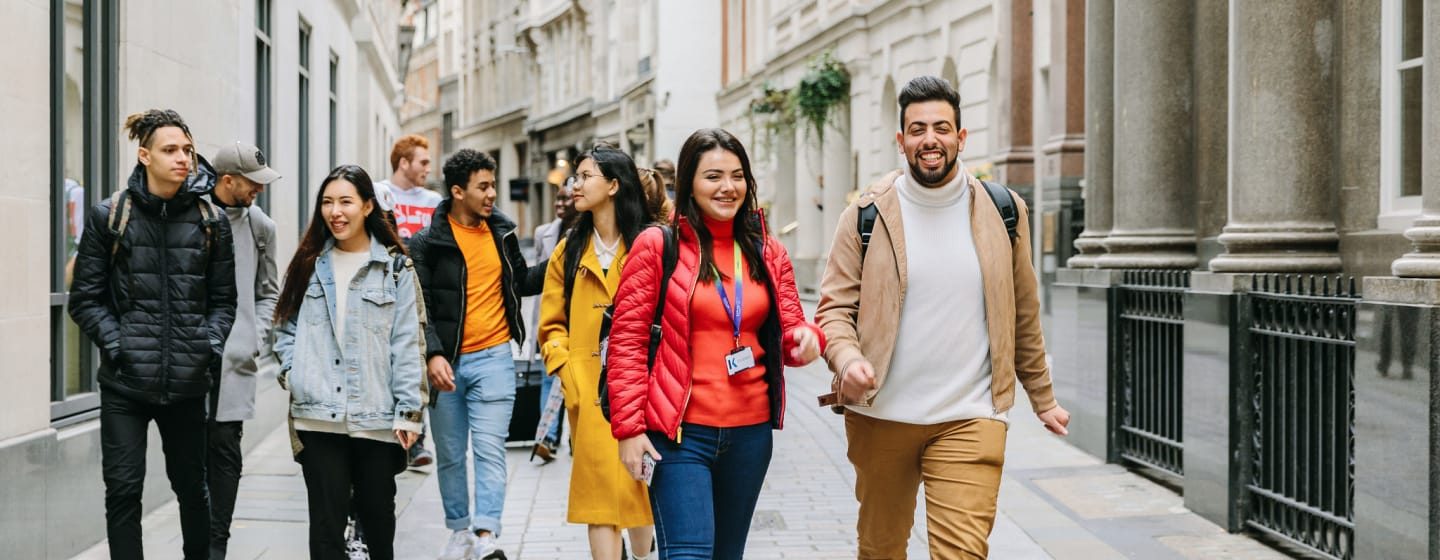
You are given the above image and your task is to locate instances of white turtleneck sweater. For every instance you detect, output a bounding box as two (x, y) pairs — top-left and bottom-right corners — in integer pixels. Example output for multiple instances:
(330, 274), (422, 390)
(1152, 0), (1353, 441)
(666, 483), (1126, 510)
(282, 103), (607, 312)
(854, 167), (1004, 425)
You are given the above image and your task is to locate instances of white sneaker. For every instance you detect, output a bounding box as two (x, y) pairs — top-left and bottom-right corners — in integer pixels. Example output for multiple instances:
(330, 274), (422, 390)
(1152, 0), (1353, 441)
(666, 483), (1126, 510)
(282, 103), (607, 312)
(473, 533), (499, 559)
(438, 529), (474, 560)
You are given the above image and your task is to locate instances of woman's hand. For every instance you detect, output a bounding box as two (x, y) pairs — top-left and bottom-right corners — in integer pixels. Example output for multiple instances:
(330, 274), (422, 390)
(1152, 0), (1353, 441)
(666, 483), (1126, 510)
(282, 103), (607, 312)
(394, 430), (419, 450)
(618, 434), (662, 481)
(789, 327), (821, 365)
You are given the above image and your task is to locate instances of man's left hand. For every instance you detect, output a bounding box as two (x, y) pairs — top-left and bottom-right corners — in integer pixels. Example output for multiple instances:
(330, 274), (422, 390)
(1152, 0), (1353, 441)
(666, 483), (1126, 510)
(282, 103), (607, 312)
(1037, 405), (1070, 436)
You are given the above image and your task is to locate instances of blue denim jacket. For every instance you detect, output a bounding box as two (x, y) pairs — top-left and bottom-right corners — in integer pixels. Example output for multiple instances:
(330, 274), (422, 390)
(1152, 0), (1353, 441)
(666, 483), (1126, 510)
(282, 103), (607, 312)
(273, 236), (424, 434)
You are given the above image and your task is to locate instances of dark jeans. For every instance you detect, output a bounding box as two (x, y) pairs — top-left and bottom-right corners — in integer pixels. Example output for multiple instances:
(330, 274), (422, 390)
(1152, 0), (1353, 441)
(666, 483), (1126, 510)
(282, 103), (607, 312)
(647, 422), (773, 560)
(100, 389), (211, 560)
(207, 420), (244, 559)
(296, 431), (405, 560)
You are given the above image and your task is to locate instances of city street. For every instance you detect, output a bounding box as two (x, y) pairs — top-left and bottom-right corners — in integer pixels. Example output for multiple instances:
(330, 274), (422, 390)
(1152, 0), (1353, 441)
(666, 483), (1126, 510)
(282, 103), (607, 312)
(72, 307), (1291, 560)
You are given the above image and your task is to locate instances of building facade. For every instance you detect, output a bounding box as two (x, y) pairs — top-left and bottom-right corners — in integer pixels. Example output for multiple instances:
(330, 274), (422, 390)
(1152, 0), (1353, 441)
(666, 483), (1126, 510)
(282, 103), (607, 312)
(714, 0), (1086, 292)
(2, 0), (406, 556)
(400, 0), (720, 238)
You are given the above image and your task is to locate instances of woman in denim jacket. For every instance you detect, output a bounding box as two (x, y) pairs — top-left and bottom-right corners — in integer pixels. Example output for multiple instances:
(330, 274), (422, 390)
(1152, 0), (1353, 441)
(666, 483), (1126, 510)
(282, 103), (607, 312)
(273, 165), (424, 560)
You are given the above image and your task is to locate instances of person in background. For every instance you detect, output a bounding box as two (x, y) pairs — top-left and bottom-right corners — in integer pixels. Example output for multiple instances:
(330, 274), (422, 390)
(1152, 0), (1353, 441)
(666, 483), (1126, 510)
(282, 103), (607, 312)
(530, 180), (580, 462)
(652, 159), (676, 200)
(205, 141), (281, 560)
(637, 167), (674, 223)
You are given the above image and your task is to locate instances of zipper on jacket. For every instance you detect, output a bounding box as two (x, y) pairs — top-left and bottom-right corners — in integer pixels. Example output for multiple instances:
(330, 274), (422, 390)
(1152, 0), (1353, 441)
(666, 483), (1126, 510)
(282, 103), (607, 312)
(451, 247), (468, 363)
(499, 230), (520, 340)
(159, 201), (171, 399)
(673, 249), (702, 440)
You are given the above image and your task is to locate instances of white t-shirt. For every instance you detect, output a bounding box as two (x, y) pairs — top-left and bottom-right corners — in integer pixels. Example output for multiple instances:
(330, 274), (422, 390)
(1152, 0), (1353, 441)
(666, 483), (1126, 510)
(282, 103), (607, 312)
(851, 168), (1005, 425)
(377, 179), (443, 238)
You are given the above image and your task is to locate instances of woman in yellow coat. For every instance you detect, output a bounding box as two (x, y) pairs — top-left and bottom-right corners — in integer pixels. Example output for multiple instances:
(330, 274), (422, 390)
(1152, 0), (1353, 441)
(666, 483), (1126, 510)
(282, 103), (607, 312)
(539, 146), (656, 560)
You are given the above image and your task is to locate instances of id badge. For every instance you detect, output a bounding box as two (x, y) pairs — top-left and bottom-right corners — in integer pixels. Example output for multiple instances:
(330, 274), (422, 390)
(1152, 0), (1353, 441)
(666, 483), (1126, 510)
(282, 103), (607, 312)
(725, 346), (756, 376)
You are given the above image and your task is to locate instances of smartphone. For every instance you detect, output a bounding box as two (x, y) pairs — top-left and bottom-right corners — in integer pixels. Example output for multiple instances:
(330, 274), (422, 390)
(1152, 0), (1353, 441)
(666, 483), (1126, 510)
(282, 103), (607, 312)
(640, 452), (656, 486)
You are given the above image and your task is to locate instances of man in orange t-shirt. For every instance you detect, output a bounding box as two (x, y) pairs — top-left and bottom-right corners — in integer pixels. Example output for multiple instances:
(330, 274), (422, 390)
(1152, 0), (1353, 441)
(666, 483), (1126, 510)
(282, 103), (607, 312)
(406, 150), (545, 560)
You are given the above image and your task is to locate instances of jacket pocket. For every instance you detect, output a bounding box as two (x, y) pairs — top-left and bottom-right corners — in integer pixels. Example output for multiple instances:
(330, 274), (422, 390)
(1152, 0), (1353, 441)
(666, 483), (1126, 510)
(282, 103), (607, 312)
(361, 288), (397, 335)
(302, 284), (327, 326)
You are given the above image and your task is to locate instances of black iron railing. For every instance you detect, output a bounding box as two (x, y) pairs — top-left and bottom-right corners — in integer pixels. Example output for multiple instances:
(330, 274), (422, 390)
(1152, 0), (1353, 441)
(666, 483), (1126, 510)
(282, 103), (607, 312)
(1114, 270), (1188, 477)
(1245, 274), (1357, 560)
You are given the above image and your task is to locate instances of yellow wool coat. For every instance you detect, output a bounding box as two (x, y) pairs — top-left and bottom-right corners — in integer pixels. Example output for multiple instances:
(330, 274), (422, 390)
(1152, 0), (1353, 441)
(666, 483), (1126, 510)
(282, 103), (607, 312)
(539, 237), (653, 527)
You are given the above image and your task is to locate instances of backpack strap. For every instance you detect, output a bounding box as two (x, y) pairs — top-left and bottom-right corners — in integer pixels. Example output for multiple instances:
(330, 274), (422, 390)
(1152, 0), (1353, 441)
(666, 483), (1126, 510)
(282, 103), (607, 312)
(647, 225), (678, 369)
(107, 190), (132, 260)
(856, 203), (878, 260)
(980, 180), (1020, 245)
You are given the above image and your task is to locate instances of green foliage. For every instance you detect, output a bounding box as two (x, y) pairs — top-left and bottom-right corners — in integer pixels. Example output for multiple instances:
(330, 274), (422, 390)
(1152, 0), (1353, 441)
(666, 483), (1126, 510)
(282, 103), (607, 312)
(747, 82), (795, 155)
(791, 51), (850, 144)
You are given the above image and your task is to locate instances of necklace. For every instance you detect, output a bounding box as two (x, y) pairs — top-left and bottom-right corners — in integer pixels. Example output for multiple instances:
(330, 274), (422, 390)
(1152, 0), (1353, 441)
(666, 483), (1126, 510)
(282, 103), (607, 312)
(593, 231), (621, 258)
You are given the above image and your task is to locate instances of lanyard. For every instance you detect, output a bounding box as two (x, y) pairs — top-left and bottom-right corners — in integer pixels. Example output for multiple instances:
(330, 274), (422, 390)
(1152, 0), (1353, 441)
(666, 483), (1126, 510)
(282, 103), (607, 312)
(714, 241), (744, 348)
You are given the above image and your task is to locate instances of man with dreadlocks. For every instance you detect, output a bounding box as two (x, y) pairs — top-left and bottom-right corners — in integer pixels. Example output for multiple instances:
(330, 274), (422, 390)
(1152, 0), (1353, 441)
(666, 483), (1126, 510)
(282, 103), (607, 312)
(69, 109), (237, 559)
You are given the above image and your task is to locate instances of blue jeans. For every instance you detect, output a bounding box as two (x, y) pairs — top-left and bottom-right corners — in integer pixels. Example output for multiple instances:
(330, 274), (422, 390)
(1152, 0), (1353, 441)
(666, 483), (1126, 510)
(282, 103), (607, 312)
(539, 371), (562, 443)
(432, 343), (515, 534)
(647, 422), (773, 559)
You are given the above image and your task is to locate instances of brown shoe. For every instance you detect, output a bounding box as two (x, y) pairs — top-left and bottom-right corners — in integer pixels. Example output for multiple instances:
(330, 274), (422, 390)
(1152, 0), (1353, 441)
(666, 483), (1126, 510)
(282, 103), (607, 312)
(532, 442), (555, 463)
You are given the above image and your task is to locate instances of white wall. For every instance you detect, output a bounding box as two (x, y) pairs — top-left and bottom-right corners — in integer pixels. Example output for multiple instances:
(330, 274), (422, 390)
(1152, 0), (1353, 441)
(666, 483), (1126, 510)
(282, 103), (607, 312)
(653, 0), (722, 162)
(0, 0), (52, 441)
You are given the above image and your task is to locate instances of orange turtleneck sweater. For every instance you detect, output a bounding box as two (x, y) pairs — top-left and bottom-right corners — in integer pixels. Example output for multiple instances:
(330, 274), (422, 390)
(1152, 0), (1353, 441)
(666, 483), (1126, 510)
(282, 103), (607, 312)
(684, 215), (772, 427)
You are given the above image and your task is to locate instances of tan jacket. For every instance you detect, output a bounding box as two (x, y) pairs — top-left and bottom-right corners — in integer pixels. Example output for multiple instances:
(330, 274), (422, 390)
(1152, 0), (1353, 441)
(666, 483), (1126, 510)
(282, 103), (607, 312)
(816, 170), (1057, 415)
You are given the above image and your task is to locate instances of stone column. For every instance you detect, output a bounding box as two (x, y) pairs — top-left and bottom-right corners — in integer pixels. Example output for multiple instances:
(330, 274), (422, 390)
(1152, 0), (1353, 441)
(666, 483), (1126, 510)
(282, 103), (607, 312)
(991, 0), (1035, 190)
(1208, 1), (1341, 272)
(794, 126), (824, 288)
(1069, 0), (1110, 268)
(822, 104), (852, 255)
(1096, 0), (1196, 269)
(1391, 0), (1440, 277)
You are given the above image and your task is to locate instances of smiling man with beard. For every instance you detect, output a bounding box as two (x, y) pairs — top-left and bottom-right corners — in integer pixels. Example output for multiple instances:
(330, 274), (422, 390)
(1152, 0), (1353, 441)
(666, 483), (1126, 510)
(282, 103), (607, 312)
(815, 76), (1070, 559)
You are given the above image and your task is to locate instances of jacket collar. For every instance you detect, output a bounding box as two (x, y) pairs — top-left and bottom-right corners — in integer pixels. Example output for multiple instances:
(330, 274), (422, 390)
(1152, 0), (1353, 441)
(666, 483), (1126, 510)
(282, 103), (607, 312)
(576, 235), (628, 298)
(321, 234), (392, 264)
(428, 197), (518, 245)
(125, 154), (219, 213)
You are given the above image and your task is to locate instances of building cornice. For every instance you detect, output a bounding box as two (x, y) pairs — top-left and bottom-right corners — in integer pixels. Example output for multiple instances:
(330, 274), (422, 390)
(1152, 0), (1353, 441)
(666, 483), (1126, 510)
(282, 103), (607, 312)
(526, 97), (596, 133)
(459, 103), (530, 137)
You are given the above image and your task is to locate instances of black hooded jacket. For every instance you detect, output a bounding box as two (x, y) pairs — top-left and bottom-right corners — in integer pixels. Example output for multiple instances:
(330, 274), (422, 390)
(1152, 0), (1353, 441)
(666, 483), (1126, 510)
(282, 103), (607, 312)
(68, 158), (238, 404)
(407, 200), (544, 362)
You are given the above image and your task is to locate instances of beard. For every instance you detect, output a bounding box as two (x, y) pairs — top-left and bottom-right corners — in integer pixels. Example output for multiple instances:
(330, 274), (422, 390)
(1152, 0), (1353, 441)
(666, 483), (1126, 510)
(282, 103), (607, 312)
(906, 149), (959, 188)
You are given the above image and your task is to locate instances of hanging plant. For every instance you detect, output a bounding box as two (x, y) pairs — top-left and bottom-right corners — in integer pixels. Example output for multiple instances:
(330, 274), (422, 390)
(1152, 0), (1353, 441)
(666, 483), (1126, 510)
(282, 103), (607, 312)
(791, 50), (850, 144)
(746, 82), (795, 156)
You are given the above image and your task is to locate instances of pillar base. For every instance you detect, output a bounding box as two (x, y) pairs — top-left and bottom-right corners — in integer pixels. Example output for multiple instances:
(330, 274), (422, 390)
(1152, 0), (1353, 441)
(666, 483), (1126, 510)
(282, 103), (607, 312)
(1068, 233), (1108, 268)
(1392, 222), (1440, 278)
(1096, 232), (1197, 269)
(1209, 225), (1342, 273)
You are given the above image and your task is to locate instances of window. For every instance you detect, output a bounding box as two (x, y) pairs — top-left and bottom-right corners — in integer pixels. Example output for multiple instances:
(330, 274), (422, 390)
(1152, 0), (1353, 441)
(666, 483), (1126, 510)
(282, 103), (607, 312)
(442, 111), (454, 157)
(255, 0), (273, 212)
(329, 52), (338, 170)
(299, 21), (311, 231)
(50, 0), (118, 421)
(1380, 0), (1424, 227)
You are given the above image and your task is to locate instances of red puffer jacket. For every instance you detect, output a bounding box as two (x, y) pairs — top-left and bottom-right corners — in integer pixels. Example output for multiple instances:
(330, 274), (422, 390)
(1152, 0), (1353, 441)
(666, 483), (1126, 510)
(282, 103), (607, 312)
(606, 217), (825, 441)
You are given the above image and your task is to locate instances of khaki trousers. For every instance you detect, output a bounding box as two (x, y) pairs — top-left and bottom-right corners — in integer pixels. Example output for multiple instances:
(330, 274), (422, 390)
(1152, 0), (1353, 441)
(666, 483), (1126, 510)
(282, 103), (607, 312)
(845, 412), (1008, 559)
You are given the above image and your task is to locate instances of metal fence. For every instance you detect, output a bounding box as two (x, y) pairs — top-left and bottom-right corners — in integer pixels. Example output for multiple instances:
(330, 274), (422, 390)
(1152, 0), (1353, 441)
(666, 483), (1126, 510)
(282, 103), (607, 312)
(1113, 270), (1189, 477)
(1244, 275), (1358, 560)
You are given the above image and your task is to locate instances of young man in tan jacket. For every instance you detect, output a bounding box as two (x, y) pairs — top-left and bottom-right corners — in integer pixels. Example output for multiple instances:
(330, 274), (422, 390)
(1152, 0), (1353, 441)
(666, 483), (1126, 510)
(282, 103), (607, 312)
(816, 75), (1070, 559)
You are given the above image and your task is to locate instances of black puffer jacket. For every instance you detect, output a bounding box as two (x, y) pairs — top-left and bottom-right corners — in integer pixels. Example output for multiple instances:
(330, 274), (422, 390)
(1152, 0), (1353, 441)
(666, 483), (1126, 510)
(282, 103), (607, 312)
(69, 159), (238, 404)
(407, 200), (544, 362)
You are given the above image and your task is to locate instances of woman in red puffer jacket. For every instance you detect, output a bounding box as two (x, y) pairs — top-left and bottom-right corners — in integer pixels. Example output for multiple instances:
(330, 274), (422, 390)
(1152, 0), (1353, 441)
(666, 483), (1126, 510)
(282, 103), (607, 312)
(605, 128), (824, 559)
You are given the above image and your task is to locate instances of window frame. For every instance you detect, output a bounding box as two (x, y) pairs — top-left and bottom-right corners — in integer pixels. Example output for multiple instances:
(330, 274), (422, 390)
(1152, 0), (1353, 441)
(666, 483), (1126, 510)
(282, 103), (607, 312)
(255, 0), (274, 212)
(1378, 0), (1424, 230)
(299, 19), (312, 232)
(329, 52), (339, 171)
(49, 0), (117, 422)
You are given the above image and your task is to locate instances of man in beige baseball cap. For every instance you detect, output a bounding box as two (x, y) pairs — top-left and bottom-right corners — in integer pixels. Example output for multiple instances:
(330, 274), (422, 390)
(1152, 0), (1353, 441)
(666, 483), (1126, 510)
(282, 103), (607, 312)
(206, 140), (280, 559)
(211, 141), (281, 207)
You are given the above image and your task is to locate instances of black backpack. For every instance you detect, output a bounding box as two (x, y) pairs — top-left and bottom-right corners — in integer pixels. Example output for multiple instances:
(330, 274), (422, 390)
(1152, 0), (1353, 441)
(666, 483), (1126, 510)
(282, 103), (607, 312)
(858, 180), (1020, 258)
(563, 225), (678, 423)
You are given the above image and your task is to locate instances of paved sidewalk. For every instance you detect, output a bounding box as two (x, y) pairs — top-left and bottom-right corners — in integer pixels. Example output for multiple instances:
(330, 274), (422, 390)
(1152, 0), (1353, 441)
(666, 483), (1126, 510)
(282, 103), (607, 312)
(75, 357), (1292, 559)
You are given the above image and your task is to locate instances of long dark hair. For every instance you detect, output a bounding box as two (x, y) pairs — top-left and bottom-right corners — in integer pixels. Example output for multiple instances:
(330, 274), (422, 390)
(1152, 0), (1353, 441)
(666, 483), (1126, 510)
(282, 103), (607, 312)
(274, 165), (406, 325)
(562, 147), (652, 272)
(674, 128), (766, 282)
